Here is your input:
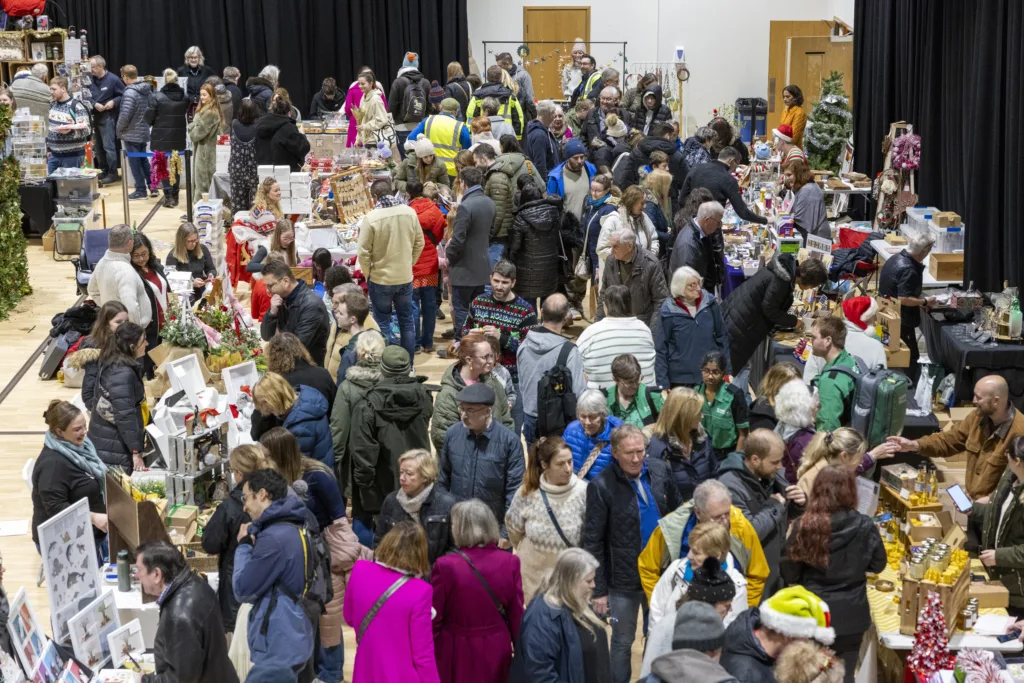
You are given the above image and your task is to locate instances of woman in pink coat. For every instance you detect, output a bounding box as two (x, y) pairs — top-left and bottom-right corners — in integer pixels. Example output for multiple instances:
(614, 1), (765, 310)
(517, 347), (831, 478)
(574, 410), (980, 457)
(345, 66), (388, 148)
(343, 521), (439, 683)
(432, 500), (525, 683)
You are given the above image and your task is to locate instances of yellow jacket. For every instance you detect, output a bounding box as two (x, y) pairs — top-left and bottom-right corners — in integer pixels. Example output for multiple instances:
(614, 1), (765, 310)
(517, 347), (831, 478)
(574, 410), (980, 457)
(780, 105), (807, 149)
(638, 502), (769, 608)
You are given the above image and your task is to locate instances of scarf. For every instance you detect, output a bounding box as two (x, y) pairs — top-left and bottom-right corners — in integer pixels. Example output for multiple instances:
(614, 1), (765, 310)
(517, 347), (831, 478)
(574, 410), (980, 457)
(588, 193), (610, 208)
(44, 431), (108, 497)
(397, 483), (434, 518)
(376, 194), (401, 209)
(775, 421), (807, 443)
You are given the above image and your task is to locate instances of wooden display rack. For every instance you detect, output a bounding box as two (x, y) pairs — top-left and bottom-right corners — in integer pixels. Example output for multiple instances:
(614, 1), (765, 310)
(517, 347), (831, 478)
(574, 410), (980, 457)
(0, 28), (68, 83)
(105, 473), (172, 598)
(330, 167), (372, 224)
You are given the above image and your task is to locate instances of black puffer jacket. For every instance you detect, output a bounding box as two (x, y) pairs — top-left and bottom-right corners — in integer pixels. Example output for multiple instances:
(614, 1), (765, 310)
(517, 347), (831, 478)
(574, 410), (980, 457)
(506, 196), (565, 301)
(747, 397), (777, 432)
(782, 507), (886, 636)
(722, 253), (799, 372)
(81, 360), (146, 472)
(614, 136), (689, 212)
(374, 485), (456, 565)
(669, 219), (720, 288)
(255, 112), (311, 170)
(632, 85), (673, 135)
(259, 280), (331, 367)
(145, 82), (189, 153)
(583, 458), (680, 596)
(721, 608), (775, 683)
(878, 249), (926, 328)
(150, 570), (239, 683)
(246, 76), (274, 113)
(680, 160), (767, 225)
(308, 91), (343, 119)
(200, 486), (249, 631)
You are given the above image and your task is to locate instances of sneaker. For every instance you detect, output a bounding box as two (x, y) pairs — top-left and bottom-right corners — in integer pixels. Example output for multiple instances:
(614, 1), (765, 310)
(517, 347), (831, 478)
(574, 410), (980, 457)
(128, 190), (147, 200)
(569, 306), (583, 321)
(436, 309), (446, 320)
(414, 344), (423, 354)
(441, 329), (455, 340)
(150, 189), (160, 198)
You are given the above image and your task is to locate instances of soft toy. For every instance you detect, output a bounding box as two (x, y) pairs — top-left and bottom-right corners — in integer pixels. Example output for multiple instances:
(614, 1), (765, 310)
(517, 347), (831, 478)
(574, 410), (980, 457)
(754, 141), (771, 160)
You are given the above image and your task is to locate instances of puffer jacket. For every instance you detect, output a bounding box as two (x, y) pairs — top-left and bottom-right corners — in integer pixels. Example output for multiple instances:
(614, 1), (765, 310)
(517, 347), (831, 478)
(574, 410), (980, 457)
(283, 385), (333, 467)
(444, 77), (472, 120)
(581, 195), (619, 276)
(681, 136), (712, 169)
(374, 485), (456, 564)
(721, 253), (799, 372)
(647, 432), (718, 501)
(669, 219), (721, 289)
(330, 363), (381, 501)
(652, 294), (731, 388)
(721, 608), (775, 683)
(321, 517), (373, 648)
(485, 153), (546, 240)
(200, 486), (249, 630)
(583, 459), (681, 597)
(596, 245), (670, 328)
(117, 81), (152, 144)
(633, 85), (673, 135)
(393, 154), (451, 193)
(563, 415), (623, 481)
(260, 279), (332, 366)
(614, 136), (689, 211)
(246, 76), (274, 113)
(430, 363), (514, 454)
(255, 112), (310, 170)
(410, 197), (445, 279)
(144, 82), (188, 153)
(349, 375), (434, 514)
(974, 468), (1024, 607)
(81, 360), (146, 472)
(439, 419), (525, 532)
(506, 196), (564, 301)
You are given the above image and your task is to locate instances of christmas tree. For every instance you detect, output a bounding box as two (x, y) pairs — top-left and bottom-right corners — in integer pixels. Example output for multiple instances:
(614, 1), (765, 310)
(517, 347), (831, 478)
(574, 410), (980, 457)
(805, 71), (853, 174)
(0, 102), (30, 320)
(906, 591), (955, 678)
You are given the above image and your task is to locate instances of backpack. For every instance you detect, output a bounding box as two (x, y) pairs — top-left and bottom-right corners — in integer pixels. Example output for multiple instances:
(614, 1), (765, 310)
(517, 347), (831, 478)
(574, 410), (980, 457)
(536, 342), (578, 437)
(400, 78), (428, 124)
(260, 521), (334, 634)
(818, 357), (909, 449)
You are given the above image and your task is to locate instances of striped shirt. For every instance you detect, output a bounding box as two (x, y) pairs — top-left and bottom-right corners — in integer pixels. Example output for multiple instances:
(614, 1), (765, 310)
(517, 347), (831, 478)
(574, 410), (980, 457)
(576, 316), (657, 389)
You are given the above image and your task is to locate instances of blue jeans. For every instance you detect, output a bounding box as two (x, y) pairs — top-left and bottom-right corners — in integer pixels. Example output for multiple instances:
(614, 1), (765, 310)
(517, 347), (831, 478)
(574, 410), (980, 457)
(510, 382), (524, 439)
(451, 284), (485, 341)
(395, 130), (410, 159)
(367, 280), (415, 359)
(488, 241), (506, 270)
(317, 641), (344, 683)
(731, 362), (752, 405)
(608, 589), (648, 683)
(523, 413), (537, 448)
(352, 516), (374, 548)
(411, 285), (438, 349)
(93, 113), (118, 172)
(47, 153), (84, 174)
(123, 141), (151, 194)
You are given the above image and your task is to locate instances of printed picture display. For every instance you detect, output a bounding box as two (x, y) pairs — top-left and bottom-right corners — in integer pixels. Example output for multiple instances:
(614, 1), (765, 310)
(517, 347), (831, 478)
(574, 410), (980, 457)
(106, 618), (144, 668)
(67, 590), (120, 670)
(37, 498), (101, 642)
(7, 588), (49, 675)
(30, 640), (63, 683)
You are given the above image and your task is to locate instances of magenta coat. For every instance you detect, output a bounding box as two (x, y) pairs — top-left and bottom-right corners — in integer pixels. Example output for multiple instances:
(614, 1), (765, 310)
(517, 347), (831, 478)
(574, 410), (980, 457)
(431, 544), (524, 683)
(344, 81), (388, 148)
(343, 560), (439, 683)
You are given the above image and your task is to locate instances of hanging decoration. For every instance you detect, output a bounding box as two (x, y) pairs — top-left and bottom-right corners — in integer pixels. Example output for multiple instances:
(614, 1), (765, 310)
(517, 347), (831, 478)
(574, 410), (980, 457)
(516, 44), (530, 59)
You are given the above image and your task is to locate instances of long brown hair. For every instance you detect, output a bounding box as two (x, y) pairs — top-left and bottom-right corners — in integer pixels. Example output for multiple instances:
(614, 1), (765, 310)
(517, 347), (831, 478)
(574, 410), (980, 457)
(89, 301), (128, 350)
(258, 426), (331, 484)
(270, 218), (297, 267)
(197, 82), (223, 126)
(252, 177), (283, 217)
(522, 436), (571, 495)
(172, 222), (203, 263)
(787, 465), (857, 569)
(783, 158), (814, 192)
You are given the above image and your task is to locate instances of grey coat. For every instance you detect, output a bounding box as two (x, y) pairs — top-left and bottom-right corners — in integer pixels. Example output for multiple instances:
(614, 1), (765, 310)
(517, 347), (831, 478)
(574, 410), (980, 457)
(447, 186), (496, 287)
(596, 246), (670, 328)
(117, 81), (153, 144)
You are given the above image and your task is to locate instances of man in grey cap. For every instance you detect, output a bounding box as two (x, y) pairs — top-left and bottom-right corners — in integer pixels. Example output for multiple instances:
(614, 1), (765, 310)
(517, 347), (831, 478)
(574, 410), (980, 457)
(437, 382), (524, 545)
(642, 601), (735, 683)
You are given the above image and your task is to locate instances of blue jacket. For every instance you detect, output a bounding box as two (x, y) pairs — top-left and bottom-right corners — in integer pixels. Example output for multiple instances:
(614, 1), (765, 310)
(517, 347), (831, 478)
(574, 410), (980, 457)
(89, 70), (125, 110)
(284, 385), (333, 467)
(408, 112), (472, 151)
(646, 431), (718, 501)
(233, 495), (315, 672)
(546, 159), (597, 197)
(509, 597), (585, 683)
(564, 415), (623, 480)
(524, 119), (561, 180)
(581, 195), (618, 276)
(653, 293), (731, 388)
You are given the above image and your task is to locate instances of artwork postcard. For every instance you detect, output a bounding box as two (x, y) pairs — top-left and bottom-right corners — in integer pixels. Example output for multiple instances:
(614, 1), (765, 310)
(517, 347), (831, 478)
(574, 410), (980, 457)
(30, 640), (62, 683)
(106, 619), (144, 669)
(67, 589), (119, 671)
(7, 587), (48, 674)
(37, 498), (100, 642)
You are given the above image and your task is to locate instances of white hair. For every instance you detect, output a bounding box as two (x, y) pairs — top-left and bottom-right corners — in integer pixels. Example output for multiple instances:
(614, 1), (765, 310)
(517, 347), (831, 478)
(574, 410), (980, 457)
(670, 266), (703, 297)
(600, 85), (620, 99)
(693, 480), (732, 515)
(601, 67), (620, 82)
(163, 68), (178, 84)
(260, 65), (280, 88)
(908, 231), (936, 257)
(184, 46), (204, 64)
(537, 100), (558, 118)
(576, 389), (609, 417)
(611, 228), (636, 247)
(775, 379), (816, 429)
(696, 201), (725, 220)
(89, 55), (106, 68)
(30, 63), (48, 80)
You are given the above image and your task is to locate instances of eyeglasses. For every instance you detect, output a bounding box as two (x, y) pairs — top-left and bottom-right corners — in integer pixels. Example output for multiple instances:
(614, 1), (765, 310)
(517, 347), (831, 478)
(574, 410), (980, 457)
(472, 353), (495, 362)
(702, 367), (723, 376)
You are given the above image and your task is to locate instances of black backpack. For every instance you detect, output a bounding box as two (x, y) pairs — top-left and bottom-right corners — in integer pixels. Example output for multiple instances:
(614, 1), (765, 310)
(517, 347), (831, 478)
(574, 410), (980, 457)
(400, 78), (428, 124)
(260, 521), (333, 634)
(536, 342), (578, 437)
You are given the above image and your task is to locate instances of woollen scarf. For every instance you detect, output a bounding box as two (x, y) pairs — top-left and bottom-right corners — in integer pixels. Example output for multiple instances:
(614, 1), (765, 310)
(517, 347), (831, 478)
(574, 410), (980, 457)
(44, 431), (108, 498)
(398, 483), (434, 519)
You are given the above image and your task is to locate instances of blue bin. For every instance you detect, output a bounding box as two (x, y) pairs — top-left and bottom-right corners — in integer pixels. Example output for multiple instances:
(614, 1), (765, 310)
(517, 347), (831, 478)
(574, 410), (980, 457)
(736, 97), (768, 144)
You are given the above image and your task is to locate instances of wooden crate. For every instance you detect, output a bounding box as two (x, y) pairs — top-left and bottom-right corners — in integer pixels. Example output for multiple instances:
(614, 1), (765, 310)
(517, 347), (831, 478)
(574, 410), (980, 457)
(898, 567), (970, 636)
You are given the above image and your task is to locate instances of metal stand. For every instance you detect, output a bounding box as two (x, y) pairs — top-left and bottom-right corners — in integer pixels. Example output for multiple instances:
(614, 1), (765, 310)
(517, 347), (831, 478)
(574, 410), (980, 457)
(119, 149), (195, 226)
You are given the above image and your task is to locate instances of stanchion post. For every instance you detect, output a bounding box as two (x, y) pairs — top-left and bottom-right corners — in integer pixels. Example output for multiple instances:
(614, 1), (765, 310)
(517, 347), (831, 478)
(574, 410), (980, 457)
(184, 149), (194, 223)
(121, 148), (130, 226)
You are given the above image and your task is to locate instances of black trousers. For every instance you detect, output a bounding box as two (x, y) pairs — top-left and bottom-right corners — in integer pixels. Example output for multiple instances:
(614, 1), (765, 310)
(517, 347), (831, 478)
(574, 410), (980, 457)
(831, 632), (864, 683)
(901, 324), (921, 387)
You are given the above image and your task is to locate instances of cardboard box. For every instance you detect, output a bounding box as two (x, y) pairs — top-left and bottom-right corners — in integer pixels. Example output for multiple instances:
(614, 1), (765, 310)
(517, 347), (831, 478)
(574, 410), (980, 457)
(257, 165), (276, 179)
(907, 511), (945, 542)
(929, 253), (964, 281)
(932, 211), (962, 228)
(884, 233), (907, 245)
(167, 503), (198, 529)
(886, 345), (910, 368)
(970, 580), (1010, 609)
(877, 297), (902, 352)
(949, 406), (975, 423)
(41, 227), (54, 251)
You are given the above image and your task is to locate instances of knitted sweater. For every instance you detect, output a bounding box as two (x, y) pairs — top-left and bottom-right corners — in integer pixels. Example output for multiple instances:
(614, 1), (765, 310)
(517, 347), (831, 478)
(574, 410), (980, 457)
(506, 475), (588, 603)
(46, 97), (91, 155)
(460, 293), (538, 384)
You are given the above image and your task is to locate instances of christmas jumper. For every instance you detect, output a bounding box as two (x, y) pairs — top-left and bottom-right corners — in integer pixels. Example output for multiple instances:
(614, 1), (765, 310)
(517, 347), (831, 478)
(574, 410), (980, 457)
(460, 293), (537, 384)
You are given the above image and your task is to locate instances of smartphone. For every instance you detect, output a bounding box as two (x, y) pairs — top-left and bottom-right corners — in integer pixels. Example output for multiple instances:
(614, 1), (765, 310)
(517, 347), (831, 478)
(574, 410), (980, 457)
(946, 484), (973, 513)
(997, 629), (1021, 643)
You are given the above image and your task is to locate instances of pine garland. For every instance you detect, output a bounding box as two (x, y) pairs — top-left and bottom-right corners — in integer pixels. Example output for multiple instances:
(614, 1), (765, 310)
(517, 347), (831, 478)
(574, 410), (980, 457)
(0, 101), (31, 320)
(805, 71), (853, 174)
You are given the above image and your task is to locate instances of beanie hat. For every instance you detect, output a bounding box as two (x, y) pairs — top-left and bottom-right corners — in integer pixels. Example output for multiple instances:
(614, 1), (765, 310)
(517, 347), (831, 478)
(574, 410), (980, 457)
(841, 296), (878, 331)
(565, 138), (586, 159)
(380, 346), (412, 377)
(773, 124), (794, 144)
(759, 586), (835, 645)
(413, 134), (436, 159)
(672, 601), (726, 652)
(429, 80), (445, 105)
(605, 113), (628, 139)
(440, 97), (460, 114)
(573, 38), (587, 53)
(402, 52), (420, 70)
(687, 556), (737, 605)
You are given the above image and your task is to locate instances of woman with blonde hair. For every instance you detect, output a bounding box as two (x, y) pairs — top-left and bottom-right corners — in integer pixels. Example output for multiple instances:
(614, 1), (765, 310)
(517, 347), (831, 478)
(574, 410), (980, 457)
(469, 116), (501, 154)
(641, 168), (673, 247)
(749, 363), (802, 431)
(796, 427), (896, 497)
(647, 387), (717, 499)
(268, 217), (298, 266)
(444, 61), (471, 120)
(506, 436), (588, 602)
(251, 372), (332, 466)
(188, 82), (222, 194)
(177, 46), (214, 106)
(250, 177), (283, 228)
(595, 184), (659, 278)
(774, 641), (844, 683)
(374, 448), (456, 564)
(165, 221), (215, 303)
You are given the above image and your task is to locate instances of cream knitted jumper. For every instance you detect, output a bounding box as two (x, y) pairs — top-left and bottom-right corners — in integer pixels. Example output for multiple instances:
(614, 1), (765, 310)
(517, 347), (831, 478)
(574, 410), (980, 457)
(506, 474), (588, 603)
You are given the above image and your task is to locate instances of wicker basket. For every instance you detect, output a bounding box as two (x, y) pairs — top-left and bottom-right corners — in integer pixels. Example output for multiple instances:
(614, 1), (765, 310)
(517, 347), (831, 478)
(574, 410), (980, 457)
(179, 541), (219, 572)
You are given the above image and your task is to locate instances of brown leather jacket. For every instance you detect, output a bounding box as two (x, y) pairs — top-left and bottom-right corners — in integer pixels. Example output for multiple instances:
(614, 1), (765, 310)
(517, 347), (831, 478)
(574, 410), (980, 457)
(919, 406), (1024, 498)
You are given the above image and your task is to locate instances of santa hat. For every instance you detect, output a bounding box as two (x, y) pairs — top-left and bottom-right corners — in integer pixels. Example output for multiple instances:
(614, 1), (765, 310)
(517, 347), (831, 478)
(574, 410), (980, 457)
(842, 296), (878, 330)
(759, 586), (835, 645)
(773, 124), (794, 144)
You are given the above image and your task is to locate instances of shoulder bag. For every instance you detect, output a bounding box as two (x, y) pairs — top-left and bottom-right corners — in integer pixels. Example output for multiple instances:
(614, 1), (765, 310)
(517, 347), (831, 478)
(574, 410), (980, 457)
(539, 489), (574, 548)
(453, 549), (509, 626)
(357, 574), (411, 644)
(576, 441), (607, 480)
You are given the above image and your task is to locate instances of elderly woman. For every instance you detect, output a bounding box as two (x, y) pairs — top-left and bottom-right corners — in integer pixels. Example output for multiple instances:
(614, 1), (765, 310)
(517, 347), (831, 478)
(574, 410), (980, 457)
(654, 266), (730, 390)
(432, 500), (524, 683)
(783, 158), (830, 244)
(251, 371), (332, 466)
(374, 448), (456, 565)
(748, 363), (802, 431)
(647, 387), (717, 500)
(681, 125), (716, 169)
(596, 185), (659, 279)
(549, 106), (574, 151)
(506, 436), (588, 602)
(774, 379), (819, 484)
(562, 389), (624, 481)
(177, 46), (215, 105)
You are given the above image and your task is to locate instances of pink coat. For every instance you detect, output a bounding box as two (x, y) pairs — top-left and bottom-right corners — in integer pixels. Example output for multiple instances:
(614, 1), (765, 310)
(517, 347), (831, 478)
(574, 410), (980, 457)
(343, 560), (439, 683)
(431, 545), (524, 683)
(345, 81), (387, 148)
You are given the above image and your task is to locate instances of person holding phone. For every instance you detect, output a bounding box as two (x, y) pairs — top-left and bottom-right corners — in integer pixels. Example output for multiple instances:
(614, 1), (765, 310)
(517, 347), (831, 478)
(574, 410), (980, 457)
(971, 437), (1024, 619)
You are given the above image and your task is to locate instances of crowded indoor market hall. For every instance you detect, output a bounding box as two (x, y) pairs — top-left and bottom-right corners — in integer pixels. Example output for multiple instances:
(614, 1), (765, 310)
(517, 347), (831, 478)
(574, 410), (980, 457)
(0, 1), (1020, 682)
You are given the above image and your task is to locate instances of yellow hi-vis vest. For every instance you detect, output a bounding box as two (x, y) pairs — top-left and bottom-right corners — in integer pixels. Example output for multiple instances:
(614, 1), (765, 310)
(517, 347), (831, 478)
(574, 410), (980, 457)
(581, 72), (603, 100)
(424, 114), (465, 177)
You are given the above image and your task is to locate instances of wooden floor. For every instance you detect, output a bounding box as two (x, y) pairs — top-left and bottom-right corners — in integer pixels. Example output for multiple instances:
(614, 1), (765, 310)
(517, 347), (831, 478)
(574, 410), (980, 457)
(0, 179), (644, 679)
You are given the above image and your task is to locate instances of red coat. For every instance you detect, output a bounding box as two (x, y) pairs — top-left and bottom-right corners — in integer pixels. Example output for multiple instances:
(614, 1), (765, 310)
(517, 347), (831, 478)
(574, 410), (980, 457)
(250, 278), (271, 322)
(410, 197), (445, 280)
(431, 544), (524, 683)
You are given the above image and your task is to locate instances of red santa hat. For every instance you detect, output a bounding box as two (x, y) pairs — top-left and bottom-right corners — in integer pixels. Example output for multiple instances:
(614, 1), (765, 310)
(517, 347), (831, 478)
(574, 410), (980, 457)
(773, 124), (794, 143)
(842, 296), (878, 330)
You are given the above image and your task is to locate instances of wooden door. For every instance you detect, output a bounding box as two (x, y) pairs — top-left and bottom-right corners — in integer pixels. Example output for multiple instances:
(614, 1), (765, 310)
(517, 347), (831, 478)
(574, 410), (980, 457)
(523, 6), (590, 101)
(766, 20), (831, 131)
(788, 35), (854, 115)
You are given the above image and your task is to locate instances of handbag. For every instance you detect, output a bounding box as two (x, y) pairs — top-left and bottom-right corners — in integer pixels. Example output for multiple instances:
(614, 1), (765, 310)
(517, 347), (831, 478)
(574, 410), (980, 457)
(574, 214), (595, 279)
(93, 366), (117, 424)
(453, 549), (509, 626)
(540, 490), (573, 548)
(357, 574), (411, 644)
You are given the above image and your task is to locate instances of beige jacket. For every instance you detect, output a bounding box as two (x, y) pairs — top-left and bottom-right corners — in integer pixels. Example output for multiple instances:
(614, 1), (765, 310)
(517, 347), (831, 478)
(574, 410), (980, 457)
(357, 204), (424, 286)
(87, 250), (153, 327)
(355, 89), (389, 145)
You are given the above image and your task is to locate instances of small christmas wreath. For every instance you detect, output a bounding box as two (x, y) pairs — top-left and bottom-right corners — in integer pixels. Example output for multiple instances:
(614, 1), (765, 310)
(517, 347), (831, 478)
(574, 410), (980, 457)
(517, 44), (530, 59)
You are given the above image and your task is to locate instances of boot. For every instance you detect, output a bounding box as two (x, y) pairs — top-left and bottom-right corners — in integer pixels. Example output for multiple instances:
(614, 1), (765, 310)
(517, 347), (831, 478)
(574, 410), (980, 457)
(170, 191), (180, 208)
(161, 192), (173, 208)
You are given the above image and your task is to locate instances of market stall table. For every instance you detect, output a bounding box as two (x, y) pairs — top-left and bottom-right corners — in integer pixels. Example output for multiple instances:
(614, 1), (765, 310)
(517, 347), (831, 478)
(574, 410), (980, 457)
(111, 572), (219, 649)
(870, 240), (963, 289)
(19, 179), (56, 236)
(931, 322), (1024, 408)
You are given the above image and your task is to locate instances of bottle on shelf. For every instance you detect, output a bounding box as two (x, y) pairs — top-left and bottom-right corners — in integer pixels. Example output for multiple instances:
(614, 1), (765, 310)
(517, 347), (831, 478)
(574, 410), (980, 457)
(928, 469), (939, 503)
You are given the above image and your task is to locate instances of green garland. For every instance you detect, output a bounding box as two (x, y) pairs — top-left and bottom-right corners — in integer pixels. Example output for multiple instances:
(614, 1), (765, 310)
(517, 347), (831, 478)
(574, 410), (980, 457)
(0, 101), (31, 320)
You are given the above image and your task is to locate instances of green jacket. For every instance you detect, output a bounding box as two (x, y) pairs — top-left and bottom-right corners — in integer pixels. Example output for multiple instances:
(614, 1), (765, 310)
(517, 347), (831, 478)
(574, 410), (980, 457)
(483, 152), (546, 240)
(975, 468), (1024, 607)
(605, 383), (663, 428)
(393, 154), (451, 192)
(430, 362), (514, 454)
(329, 363), (381, 498)
(811, 349), (858, 432)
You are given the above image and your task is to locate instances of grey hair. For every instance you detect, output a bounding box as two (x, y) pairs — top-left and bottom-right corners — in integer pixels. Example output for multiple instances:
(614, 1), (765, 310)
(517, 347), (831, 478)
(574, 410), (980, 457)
(89, 55), (106, 68)
(451, 499), (500, 548)
(696, 201), (725, 220)
(354, 329), (386, 364)
(332, 282), (362, 297)
(774, 379), (817, 429)
(223, 66), (241, 82)
(259, 65), (280, 87)
(696, 126), (717, 144)
(576, 389), (609, 417)
(670, 266), (703, 297)
(601, 68), (619, 82)
(108, 224), (134, 250)
(599, 85), (620, 100)
(693, 480), (732, 515)
(536, 100), (558, 118)
(30, 63), (48, 80)
(611, 227), (637, 246)
(184, 46), (204, 64)
(537, 548), (602, 628)
(163, 68), (178, 84)
(908, 231), (936, 257)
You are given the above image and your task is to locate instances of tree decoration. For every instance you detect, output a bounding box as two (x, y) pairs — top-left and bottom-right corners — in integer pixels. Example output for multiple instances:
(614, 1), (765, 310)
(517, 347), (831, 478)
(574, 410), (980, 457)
(805, 71), (853, 174)
(906, 591), (955, 678)
(0, 102), (31, 320)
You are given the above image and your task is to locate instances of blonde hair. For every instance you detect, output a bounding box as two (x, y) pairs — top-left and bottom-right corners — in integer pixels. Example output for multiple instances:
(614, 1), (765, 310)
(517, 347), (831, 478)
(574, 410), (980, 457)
(376, 521), (430, 577)
(446, 62), (465, 81)
(773, 640), (845, 683)
(354, 329), (386, 364)
(688, 522), (730, 560)
(651, 387), (705, 445)
(172, 223), (202, 263)
(758, 363), (802, 407)
(538, 548), (603, 633)
(397, 448), (437, 484)
(499, 68), (518, 96)
(253, 177), (283, 217)
(270, 218), (297, 267)
(229, 444), (266, 474)
(797, 427), (866, 478)
(163, 68), (178, 85)
(643, 169), (673, 220)
(253, 372), (297, 417)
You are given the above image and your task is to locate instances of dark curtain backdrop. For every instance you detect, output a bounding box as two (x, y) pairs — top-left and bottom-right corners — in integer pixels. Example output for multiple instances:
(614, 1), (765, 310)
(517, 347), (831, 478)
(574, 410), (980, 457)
(42, 0), (468, 114)
(853, 0), (1022, 290)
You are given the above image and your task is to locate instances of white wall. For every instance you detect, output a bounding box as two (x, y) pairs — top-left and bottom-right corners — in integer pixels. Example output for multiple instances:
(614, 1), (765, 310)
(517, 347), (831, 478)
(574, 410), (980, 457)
(467, 0), (851, 134)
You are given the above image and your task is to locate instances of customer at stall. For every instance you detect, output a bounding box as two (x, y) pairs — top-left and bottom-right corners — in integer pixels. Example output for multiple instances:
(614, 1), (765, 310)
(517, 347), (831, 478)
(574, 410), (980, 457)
(222, 66), (243, 116)
(145, 69), (189, 208)
(344, 67), (385, 147)
(669, 201), (725, 287)
(268, 218), (298, 267)
(681, 148), (767, 226)
(165, 222), (216, 303)
(807, 316), (858, 432)
(447, 166), (496, 339)
(603, 354), (663, 429)
(796, 428), (897, 497)
(774, 379), (819, 485)
(655, 266), (730, 389)
(681, 126), (716, 170)
(228, 98), (260, 214)
(46, 76), (91, 172)
(265, 332), (335, 411)
(709, 116), (750, 165)
(773, 124), (806, 166)
(780, 85), (807, 149)
(246, 70), (274, 113)
(255, 89), (310, 170)
(577, 286), (656, 389)
(87, 56), (124, 184)
(596, 227), (668, 328)
(774, 641), (845, 683)
(82, 322), (147, 473)
(783, 159), (830, 243)
(877, 230), (937, 387)
(782, 465), (885, 681)
(259, 259), (332, 365)
(10, 64), (49, 121)
(388, 53), (432, 157)
(748, 364), (802, 431)
(252, 372), (332, 466)
(596, 186), (660, 278)
(63, 301), (128, 387)
(395, 136), (451, 191)
(130, 233), (168, 358)
(647, 387), (716, 500)
(803, 296), (886, 384)
(374, 448), (455, 564)
(309, 77), (343, 119)
(188, 83), (223, 195)
(406, 98), (471, 179)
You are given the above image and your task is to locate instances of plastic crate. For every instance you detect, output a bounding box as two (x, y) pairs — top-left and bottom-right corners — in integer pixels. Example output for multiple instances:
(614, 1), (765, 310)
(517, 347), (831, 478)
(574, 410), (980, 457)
(927, 220), (965, 253)
(905, 206), (938, 234)
(54, 176), (100, 200)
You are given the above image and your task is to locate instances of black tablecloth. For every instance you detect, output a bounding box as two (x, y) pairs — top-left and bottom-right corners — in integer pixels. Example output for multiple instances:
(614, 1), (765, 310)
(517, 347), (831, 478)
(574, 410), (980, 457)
(19, 181), (56, 236)
(932, 323), (1024, 408)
